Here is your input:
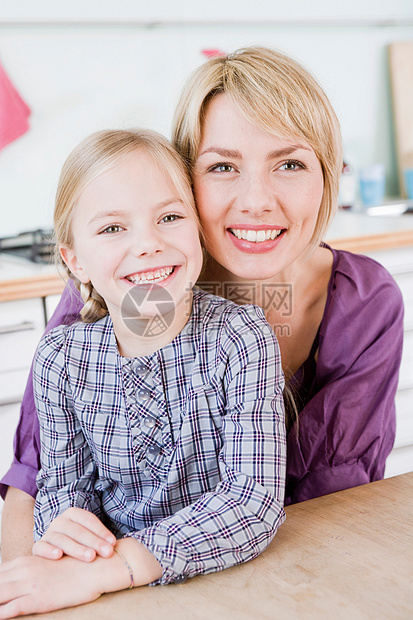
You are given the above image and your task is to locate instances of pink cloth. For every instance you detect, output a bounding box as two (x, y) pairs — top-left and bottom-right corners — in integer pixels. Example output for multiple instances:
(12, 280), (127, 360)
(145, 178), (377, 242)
(0, 62), (31, 151)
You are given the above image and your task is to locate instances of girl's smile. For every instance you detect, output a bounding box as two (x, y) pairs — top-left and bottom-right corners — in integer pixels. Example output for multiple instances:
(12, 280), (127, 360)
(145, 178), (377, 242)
(60, 149), (203, 351)
(124, 265), (176, 286)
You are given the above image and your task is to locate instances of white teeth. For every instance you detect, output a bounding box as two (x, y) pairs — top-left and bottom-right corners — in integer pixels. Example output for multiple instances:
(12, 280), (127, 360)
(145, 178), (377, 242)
(230, 229), (283, 243)
(126, 266), (174, 284)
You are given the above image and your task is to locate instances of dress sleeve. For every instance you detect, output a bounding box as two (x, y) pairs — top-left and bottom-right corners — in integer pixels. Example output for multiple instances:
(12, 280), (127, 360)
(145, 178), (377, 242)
(286, 255), (404, 505)
(0, 281), (82, 500)
(127, 307), (287, 585)
(32, 326), (99, 540)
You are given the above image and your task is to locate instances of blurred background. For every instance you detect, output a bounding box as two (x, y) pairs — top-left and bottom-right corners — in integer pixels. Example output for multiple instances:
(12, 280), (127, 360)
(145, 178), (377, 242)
(0, 0), (413, 236)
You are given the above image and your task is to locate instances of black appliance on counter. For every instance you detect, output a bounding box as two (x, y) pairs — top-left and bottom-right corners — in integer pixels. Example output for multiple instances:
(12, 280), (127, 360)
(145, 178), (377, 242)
(0, 229), (55, 264)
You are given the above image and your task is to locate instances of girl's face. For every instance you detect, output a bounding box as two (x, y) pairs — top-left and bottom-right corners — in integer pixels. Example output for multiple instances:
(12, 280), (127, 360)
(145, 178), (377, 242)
(192, 94), (324, 280)
(61, 150), (203, 326)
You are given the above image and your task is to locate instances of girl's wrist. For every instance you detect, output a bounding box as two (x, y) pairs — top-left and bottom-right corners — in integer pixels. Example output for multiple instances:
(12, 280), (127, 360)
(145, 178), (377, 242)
(96, 538), (163, 594)
(113, 547), (134, 588)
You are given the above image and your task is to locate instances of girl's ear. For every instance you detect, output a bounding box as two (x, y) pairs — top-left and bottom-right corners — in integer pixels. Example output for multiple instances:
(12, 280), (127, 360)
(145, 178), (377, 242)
(59, 245), (90, 284)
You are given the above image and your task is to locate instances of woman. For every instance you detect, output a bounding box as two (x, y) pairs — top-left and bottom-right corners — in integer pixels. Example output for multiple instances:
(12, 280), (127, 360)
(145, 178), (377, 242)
(1, 46), (403, 563)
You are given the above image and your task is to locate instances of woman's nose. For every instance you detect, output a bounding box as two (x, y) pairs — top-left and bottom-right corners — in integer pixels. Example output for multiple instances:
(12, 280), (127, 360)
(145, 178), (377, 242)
(237, 173), (274, 215)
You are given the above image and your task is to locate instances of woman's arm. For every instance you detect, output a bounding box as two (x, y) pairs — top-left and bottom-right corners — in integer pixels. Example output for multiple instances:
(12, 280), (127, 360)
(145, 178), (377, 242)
(285, 257), (405, 504)
(1, 488), (35, 561)
(0, 537), (162, 619)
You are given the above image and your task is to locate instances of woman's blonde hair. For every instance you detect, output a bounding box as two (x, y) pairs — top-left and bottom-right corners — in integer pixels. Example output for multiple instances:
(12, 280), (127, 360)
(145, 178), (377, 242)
(172, 46), (342, 251)
(54, 128), (199, 323)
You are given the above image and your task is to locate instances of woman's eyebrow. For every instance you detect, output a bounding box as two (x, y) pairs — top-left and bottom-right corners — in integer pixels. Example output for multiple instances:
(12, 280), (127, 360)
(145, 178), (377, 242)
(198, 145), (311, 159)
(198, 147), (241, 158)
(267, 145), (312, 159)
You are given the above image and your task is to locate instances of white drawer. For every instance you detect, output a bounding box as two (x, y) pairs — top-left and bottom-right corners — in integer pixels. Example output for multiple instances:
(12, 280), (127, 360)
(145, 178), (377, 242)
(0, 369), (32, 405)
(394, 387), (413, 448)
(385, 444), (413, 478)
(0, 298), (45, 374)
(392, 271), (413, 328)
(0, 402), (21, 480)
(399, 329), (413, 390)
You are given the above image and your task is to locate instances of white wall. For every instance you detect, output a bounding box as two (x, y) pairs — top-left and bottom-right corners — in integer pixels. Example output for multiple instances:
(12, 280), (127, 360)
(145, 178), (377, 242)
(0, 0), (413, 237)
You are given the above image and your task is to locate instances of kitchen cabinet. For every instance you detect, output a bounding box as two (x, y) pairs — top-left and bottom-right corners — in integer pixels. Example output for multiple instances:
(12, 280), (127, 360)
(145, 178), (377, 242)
(365, 246), (413, 478)
(0, 293), (59, 528)
(0, 297), (45, 406)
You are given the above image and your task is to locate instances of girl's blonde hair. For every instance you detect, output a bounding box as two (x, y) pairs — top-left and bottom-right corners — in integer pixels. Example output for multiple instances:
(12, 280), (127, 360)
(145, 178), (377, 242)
(55, 128), (199, 323)
(172, 46), (343, 251)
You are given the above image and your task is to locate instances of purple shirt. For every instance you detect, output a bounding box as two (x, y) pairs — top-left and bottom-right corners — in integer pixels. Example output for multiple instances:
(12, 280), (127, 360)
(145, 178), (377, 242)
(0, 246), (404, 504)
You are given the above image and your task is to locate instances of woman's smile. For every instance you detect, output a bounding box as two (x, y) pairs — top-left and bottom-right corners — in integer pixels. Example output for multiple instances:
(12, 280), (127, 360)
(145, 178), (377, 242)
(227, 226), (286, 254)
(193, 94), (324, 280)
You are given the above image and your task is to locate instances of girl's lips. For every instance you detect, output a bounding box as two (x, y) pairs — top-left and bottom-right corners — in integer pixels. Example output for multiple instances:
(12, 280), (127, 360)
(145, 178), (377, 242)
(227, 227), (286, 254)
(124, 265), (177, 286)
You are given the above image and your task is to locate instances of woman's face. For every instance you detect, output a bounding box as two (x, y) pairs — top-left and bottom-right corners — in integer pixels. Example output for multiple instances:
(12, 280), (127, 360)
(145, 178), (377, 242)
(192, 94), (325, 280)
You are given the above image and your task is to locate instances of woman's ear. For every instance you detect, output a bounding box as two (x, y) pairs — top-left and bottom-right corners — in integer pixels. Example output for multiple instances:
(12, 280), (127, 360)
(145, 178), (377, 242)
(59, 245), (90, 284)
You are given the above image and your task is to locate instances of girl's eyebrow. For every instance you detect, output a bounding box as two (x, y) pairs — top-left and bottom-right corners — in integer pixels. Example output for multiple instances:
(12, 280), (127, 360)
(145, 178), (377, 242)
(87, 210), (128, 226)
(198, 145), (311, 159)
(87, 200), (186, 226)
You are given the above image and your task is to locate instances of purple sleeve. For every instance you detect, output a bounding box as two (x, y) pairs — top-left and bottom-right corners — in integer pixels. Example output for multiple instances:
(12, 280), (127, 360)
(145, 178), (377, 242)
(0, 280), (82, 499)
(285, 252), (404, 505)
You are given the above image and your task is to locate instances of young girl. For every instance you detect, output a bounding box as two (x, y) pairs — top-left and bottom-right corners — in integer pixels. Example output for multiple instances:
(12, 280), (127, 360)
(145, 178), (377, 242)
(0, 129), (285, 617)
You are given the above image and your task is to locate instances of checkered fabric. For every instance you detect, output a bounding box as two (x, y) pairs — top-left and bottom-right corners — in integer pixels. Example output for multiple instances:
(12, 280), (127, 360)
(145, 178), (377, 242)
(34, 288), (286, 585)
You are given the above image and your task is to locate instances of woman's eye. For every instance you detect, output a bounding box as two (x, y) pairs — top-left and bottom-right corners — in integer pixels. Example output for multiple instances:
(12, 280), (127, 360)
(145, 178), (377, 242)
(160, 213), (183, 224)
(100, 224), (123, 234)
(210, 163), (235, 173)
(279, 160), (305, 171)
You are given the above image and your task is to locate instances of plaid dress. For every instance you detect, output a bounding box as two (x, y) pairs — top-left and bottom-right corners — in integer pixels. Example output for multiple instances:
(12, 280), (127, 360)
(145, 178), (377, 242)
(34, 288), (286, 585)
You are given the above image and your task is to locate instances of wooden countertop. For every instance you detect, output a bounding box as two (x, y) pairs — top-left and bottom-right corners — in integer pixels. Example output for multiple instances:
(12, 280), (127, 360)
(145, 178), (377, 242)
(23, 472), (413, 620)
(0, 255), (66, 302)
(326, 210), (413, 253)
(1, 211), (413, 303)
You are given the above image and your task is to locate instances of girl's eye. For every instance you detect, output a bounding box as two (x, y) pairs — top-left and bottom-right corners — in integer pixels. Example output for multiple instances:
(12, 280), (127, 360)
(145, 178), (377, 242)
(100, 224), (123, 234)
(279, 160), (305, 171)
(160, 213), (184, 224)
(209, 163), (235, 173)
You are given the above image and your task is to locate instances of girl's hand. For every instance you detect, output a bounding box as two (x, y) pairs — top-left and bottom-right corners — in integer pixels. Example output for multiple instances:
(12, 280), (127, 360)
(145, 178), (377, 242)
(0, 539), (162, 618)
(32, 507), (116, 562)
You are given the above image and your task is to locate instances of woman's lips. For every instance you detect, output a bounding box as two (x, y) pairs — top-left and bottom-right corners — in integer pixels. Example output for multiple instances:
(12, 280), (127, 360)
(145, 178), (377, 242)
(227, 227), (286, 253)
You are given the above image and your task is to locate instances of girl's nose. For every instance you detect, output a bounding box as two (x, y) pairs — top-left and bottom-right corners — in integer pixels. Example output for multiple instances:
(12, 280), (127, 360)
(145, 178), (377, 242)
(131, 227), (164, 257)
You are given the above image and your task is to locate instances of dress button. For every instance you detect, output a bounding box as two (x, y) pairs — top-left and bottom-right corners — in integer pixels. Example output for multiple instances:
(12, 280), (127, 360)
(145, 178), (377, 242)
(137, 389), (151, 401)
(143, 416), (156, 429)
(148, 444), (161, 456)
(133, 363), (147, 376)
(174, 575), (187, 584)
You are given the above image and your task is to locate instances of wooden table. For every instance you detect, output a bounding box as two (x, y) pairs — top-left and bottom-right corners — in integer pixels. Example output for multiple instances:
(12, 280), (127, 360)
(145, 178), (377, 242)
(24, 472), (413, 620)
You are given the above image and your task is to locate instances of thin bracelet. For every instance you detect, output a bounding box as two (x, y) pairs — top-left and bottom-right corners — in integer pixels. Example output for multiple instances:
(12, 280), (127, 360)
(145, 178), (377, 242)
(114, 547), (134, 589)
